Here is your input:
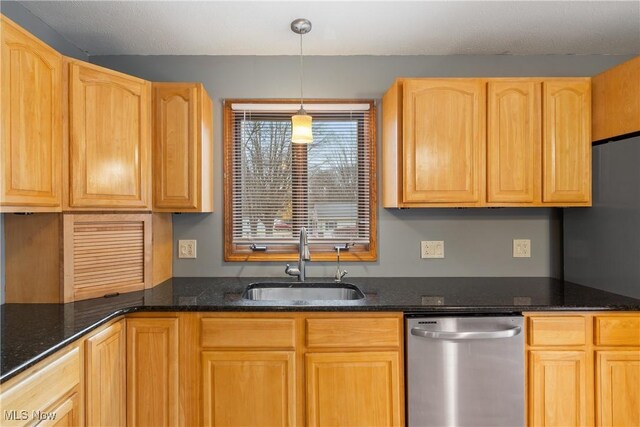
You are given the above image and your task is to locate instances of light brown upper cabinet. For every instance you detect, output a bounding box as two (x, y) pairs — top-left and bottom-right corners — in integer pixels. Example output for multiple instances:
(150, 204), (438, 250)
(487, 81), (541, 204)
(542, 79), (591, 204)
(383, 77), (591, 207)
(67, 59), (151, 210)
(152, 83), (213, 212)
(1, 15), (62, 212)
(383, 79), (486, 207)
(592, 56), (640, 142)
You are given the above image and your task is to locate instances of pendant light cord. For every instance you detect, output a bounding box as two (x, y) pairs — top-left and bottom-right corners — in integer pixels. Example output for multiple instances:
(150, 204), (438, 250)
(299, 32), (304, 110)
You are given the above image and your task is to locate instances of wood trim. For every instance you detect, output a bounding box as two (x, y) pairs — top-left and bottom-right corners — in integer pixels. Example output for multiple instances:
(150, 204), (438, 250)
(223, 99), (377, 262)
(62, 56), (71, 211)
(152, 212), (173, 286)
(381, 79), (403, 208)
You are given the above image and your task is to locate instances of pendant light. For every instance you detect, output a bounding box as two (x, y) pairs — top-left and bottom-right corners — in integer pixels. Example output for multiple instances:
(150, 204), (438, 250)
(291, 18), (313, 144)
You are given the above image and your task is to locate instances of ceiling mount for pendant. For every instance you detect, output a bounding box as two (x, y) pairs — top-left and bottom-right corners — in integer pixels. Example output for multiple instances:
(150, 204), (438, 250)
(291, 18), (312, 35)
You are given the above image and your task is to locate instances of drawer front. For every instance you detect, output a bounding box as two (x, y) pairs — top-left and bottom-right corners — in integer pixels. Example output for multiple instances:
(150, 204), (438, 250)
(595, 315), (640, 346)
(306, 317), (401, 349)
(201, 318), (296, 349)
(528, 316), (586, 346)
(0, 347), (80, 426)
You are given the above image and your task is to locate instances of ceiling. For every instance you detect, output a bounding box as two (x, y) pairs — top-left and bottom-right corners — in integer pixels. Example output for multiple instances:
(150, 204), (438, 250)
(17, 1), (640, 56)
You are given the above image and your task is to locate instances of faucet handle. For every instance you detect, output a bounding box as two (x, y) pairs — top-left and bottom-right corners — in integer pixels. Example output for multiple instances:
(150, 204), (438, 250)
(285, 264), (299, 277)
(334, 269), (348, 282)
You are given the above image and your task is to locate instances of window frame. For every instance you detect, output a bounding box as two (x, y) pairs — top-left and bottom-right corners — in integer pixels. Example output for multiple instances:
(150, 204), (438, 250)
(223, 98), (377, 262)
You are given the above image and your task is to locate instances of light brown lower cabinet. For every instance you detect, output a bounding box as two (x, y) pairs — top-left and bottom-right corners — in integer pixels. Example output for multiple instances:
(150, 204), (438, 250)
(306, 351), (402, 427)
(196, 312), (404, 427)
(0, 344), (83, 427)
(5, 311), (640, 427)
(42, 392), (81, 427)
(596, 350), (640, 426)
(85, 320), (126, 427)
(126, 316), (180, 427)
(526, 312), (640, 427)
(528, 350), (589, 426)
(201, 350), (297, 426)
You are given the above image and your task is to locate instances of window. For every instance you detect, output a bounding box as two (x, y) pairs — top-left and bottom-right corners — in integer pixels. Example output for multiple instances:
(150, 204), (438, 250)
(223, 99), (377, 261)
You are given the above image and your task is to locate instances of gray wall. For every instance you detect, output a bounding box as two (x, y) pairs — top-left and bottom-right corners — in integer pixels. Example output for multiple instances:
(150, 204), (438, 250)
(0, 1), (88, 304)
(90, 54), (631, 279)
(564, 136), (640, 298)
(0, 0), (634, 286)
(0, 1), (88, 60)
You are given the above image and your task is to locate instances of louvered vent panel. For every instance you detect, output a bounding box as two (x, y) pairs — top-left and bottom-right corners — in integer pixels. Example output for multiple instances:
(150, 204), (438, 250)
(72, 220), (144, 289)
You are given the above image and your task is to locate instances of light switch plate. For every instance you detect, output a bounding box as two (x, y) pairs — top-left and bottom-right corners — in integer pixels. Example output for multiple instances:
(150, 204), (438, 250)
(513, 239), (531, 258)
(178, 240), (197, 259)
(421, 241), (444, 259)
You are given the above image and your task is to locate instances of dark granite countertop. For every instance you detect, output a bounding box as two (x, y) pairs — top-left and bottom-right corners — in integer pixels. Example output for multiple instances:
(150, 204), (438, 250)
(2, 276), (639, 383)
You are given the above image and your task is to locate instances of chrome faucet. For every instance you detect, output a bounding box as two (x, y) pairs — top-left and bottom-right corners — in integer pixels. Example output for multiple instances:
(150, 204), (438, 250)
(285, 227), (310, 281)
(334, 243), (354, 282)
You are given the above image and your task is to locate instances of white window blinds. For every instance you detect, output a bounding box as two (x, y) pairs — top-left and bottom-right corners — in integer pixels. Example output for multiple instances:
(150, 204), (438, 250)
(227, 102), (374, 250)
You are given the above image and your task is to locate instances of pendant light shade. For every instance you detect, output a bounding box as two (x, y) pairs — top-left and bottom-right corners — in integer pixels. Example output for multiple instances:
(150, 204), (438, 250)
(291, 108), (313, 144)
(291, 18), (313, 144)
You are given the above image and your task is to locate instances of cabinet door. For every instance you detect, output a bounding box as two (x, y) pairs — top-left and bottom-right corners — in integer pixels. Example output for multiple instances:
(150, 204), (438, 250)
(0, 346), (81, 427)
(528, 350), (588, 427)
(69, 60), (151, 209)
(1, 16), (61, 211)
(487, 81), (541, 204)
(86, 321), (126, 427)
(127, 318), (179, 427)
(306, 351), (402, 427)
(201, 351), (296, 427)
(402, 79), (485, 204)
(153, 83), (199, 211)
(40, 392), (81, 427)
(596, 350), (640, 427)
(63, 213), (152, 302)
(542, 79), (591, 204)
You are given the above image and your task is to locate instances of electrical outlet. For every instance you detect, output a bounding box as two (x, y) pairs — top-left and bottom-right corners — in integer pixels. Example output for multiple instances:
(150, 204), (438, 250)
(421, 241), (444, 259)
(178, 240), (197, 259)
(513, 239), (531, 258)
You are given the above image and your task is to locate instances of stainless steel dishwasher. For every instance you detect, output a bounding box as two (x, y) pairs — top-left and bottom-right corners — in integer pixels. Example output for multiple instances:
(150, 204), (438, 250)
(406, 315), (525, 427)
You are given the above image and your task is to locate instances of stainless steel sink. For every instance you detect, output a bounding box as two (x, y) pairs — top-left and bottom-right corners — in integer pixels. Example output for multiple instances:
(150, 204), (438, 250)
(242, 282), (365, 301)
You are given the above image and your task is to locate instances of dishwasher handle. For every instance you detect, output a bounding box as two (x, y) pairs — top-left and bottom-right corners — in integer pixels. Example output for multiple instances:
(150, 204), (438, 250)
(410, 325), (522, 340)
